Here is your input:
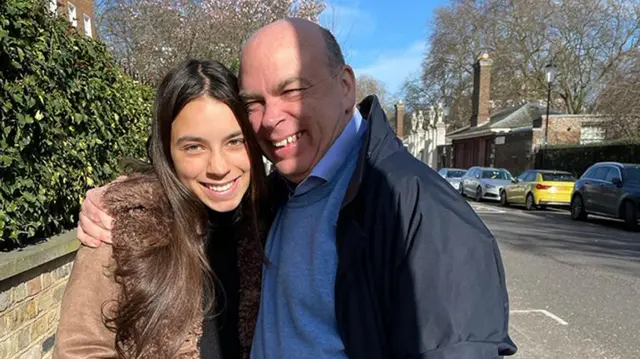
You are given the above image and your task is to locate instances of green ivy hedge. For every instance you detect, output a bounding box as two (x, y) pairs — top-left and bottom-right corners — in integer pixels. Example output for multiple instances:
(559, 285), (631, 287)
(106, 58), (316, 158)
(0, 0), (154, 249)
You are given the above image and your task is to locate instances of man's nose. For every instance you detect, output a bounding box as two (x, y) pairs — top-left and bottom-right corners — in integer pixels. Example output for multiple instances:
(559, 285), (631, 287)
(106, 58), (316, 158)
(262, 101), (286, 129)
(207, 150), (230, 177)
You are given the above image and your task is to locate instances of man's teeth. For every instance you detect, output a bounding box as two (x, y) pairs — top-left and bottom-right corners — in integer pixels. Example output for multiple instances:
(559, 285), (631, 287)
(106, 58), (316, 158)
(273, 132), (302, 148)
(206, 181), (234, 192)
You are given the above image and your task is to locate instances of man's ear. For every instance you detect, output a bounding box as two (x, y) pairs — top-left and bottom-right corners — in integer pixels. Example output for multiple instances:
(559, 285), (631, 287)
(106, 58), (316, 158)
(340, 65), (356, 114)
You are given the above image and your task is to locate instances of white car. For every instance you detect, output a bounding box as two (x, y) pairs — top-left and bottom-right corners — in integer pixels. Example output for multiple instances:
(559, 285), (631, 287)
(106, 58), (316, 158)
(438, 168), (467, 191)
(460, 167), (514, 202)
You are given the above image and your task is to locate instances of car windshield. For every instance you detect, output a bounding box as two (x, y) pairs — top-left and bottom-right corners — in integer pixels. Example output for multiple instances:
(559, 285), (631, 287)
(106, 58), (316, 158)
(541, 173), (575, 182)
(623, 166), (640, 183)
(447, 170), (466, 178)
(482, 170), (510, 180)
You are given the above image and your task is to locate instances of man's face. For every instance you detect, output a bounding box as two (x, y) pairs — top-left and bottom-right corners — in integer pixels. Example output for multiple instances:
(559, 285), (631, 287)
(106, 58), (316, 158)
(239, 29), (355, 183)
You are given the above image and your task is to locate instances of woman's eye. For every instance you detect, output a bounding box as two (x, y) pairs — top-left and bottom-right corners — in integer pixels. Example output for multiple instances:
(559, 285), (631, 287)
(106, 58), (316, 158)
(184, 144), (202, 152)
(228, 138), (245, 147)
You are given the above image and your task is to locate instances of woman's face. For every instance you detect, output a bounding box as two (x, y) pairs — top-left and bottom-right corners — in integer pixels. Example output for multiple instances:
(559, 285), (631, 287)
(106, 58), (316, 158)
(170, 95), (251, 213)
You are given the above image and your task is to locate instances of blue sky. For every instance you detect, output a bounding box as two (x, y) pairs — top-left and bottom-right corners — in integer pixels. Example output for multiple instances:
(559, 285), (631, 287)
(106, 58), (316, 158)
(319, 0), (448, 98)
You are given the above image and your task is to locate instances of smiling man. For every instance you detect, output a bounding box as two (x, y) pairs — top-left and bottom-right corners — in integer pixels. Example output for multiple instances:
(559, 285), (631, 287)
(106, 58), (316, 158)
(76, 18), (516, 359)
(239, 18), (515, 359)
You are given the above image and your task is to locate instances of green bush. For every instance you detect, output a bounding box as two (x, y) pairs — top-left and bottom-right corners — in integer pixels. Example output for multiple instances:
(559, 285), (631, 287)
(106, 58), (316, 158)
(0, 0), (154, 249)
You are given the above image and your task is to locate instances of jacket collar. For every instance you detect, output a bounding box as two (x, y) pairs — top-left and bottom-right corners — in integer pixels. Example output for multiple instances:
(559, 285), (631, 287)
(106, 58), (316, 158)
(341, 95), (403, 208)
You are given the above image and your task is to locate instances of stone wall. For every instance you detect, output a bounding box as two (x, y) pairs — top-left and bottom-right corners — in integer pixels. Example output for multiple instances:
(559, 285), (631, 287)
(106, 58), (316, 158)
(0, 232), (79, 359)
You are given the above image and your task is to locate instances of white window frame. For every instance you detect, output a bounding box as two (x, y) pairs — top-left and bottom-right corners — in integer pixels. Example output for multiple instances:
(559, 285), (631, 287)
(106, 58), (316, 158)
(48, 0), (58, 13)
(68, 3), (77, 28)
(83, 14), (92, 37)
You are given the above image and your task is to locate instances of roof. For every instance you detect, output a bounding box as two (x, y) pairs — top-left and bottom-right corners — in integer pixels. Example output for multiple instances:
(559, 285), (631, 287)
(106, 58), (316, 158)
(447, 103), (563, 141)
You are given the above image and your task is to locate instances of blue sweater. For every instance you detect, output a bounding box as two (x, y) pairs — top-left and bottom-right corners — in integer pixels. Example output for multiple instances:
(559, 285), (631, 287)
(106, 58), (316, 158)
(251, 115), (365, 359)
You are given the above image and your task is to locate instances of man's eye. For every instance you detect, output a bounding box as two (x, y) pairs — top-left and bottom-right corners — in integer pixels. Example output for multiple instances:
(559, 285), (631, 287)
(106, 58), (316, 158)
(245, 102), (263, 113)
(283, 88), (304, 96)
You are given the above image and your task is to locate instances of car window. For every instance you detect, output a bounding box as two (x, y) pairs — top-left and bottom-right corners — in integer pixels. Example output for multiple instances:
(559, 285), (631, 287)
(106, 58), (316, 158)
(447, 170), (466, 178)
(541, 172), (576, 182)
(467, 168), (477, 177)
(604, 167), (620, 183)
(517, 171), (529, 181)
(582, 167), (598, 179)
(592, 166), (610, 181)
(524, 172), (538, 182)
(482, 169), (511, 180)
(623, 166), (640, 183)
(438, 169), (445, 175)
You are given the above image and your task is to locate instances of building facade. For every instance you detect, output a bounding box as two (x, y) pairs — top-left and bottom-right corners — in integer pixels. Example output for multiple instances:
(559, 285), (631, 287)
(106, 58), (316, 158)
(49, 0), (95, 38)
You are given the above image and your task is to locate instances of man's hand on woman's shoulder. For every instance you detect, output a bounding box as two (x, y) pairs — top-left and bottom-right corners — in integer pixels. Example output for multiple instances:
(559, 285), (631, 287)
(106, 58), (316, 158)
(77, 176), (127, 247)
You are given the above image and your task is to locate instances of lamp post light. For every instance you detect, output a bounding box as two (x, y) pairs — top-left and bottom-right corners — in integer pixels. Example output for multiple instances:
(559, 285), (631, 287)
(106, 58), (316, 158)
(543, 63), (556, 145)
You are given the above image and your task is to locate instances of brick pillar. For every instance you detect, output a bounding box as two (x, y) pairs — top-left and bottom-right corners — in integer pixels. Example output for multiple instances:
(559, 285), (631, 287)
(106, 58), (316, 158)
(395, 101), (405, 138)
(470, 52), (493, 128)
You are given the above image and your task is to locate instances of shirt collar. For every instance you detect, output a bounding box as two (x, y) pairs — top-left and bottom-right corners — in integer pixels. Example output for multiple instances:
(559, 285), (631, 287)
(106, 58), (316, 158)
(286, 109), (367, 194)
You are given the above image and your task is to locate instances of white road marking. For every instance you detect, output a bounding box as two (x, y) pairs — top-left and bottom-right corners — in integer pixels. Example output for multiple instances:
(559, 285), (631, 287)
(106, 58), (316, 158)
(471, 203), (506, 213)
(511, 309), (569, 325)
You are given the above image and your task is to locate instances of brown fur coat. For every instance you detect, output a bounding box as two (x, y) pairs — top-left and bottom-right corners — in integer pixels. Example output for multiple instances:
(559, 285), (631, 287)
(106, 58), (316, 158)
(53, 173), (262, 359)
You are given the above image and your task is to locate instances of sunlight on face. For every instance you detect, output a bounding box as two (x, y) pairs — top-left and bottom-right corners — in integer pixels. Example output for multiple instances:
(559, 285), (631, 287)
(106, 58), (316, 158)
(170, 96), (251, 213)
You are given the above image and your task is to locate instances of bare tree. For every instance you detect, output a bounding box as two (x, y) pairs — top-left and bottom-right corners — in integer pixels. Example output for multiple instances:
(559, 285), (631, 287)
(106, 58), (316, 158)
(356, 74), (388, 105)
(413, 0), (640, 130)
(96, 0), (325, 84)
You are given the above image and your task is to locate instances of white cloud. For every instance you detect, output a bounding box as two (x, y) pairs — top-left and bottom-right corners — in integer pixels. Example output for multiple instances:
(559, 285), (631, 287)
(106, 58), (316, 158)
(354, 41), (426, 97)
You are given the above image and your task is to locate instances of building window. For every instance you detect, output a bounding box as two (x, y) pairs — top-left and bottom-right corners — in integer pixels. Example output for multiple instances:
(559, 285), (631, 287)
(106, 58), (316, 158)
(48, 0), (58, 13)
(68, 3), (77, 27)
(580, 126), (605, 145)
(83, 14), (93, 37)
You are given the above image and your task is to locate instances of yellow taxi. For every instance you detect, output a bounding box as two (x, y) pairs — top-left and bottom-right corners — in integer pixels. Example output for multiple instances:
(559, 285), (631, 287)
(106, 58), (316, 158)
(500, 169), (576, 210)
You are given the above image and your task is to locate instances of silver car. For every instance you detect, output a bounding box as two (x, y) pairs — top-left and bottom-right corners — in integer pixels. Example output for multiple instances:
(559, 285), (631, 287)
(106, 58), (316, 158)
(438, 168), (467, 191)
(461, 167), (514, 202)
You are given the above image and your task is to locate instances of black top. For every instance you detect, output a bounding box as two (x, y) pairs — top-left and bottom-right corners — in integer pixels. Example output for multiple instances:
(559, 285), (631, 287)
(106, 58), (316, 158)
(201, 211), (241, 359)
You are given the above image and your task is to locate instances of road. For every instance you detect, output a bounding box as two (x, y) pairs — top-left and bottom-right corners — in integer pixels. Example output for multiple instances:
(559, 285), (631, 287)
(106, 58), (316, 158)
(469, 200), (640, 359)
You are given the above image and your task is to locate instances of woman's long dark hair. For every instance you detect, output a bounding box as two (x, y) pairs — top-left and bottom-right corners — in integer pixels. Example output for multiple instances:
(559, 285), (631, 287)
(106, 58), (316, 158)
(108, 59), (267, 358)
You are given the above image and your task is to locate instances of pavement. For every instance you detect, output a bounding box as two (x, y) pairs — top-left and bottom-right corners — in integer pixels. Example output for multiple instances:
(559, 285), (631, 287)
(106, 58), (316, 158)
(468, 200), (640, 359)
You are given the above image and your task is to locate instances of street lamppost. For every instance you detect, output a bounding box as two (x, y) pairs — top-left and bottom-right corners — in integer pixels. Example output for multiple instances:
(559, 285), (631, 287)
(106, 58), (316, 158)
(543, 63), (556, 145)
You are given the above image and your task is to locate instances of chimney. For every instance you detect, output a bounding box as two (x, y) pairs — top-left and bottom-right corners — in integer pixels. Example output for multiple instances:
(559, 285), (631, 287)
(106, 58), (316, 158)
(395, 101), (405, 138)
(470, 52), (493, 128)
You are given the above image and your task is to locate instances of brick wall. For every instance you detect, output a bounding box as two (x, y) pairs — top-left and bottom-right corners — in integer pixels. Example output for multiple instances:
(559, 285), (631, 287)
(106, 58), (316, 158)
(56, 0), (95, 38)
(0, 233), (79, 359)
(533, 115), (609, 148)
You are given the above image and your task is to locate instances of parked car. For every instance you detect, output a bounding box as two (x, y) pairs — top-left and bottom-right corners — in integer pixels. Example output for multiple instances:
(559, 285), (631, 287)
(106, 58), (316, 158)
(460, 167), (514, 202)
(571, 162), (640, 231)
(500, 169), (576, 210)
(438, 168), (467, 191)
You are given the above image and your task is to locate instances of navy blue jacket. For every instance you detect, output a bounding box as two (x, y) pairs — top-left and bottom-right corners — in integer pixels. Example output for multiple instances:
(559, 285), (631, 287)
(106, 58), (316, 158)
(268, 95), (517, 359)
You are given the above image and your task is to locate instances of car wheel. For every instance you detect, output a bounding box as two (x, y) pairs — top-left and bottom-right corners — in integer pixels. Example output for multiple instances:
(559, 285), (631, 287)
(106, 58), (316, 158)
(571, 194), (587, 221)
(622, 200), (639, 232)
(525, 193), (536, 211)
(500, 190), (508, 207)
(475, 187), (483, 202)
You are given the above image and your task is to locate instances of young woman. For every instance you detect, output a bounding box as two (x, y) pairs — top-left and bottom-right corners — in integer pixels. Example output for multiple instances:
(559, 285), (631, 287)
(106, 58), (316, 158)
(53, 59), (268, 359)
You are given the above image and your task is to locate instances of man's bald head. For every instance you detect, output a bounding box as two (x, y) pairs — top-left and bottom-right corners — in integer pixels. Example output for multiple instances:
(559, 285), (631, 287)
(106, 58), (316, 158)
(242, 18), (345, 76)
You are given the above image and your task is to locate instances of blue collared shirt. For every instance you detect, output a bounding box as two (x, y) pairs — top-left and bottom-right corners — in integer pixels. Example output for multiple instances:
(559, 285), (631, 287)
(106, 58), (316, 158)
(292, 110), (367, 196)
